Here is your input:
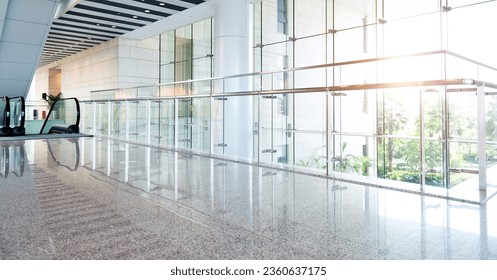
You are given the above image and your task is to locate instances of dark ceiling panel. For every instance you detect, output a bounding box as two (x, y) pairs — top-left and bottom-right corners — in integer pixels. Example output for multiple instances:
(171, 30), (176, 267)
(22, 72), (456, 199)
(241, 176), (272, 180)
(40, 0), (206, 67)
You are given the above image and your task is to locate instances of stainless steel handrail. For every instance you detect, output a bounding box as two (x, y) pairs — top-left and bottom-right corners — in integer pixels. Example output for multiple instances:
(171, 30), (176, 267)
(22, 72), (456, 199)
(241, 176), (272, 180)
(90, 49), (497, 96)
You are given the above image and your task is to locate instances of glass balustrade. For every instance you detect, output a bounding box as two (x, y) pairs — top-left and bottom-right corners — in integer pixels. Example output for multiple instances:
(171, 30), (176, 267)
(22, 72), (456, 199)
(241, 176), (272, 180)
(80, 50), (497, 201)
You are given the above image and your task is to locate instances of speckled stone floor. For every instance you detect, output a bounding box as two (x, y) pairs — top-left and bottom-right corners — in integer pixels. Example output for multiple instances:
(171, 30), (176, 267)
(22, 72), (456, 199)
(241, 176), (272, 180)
(1, 137), (497, 259)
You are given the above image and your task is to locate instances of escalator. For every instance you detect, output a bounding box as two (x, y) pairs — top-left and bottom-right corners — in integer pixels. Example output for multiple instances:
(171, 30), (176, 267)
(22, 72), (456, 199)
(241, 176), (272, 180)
(39, 97), (80, 134)
(0, 96), (25, 136)
(0, 97), (11, 136)
(0, 96), (83, 138)
(9, 96), (26, 136)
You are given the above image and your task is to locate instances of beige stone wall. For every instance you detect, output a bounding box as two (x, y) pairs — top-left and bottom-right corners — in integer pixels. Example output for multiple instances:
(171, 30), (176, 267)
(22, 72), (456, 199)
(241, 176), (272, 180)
(35, 36), (159, 100)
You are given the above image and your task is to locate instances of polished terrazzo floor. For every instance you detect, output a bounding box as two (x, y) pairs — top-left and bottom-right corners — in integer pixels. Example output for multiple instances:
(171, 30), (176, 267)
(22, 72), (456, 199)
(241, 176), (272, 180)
(1, 137), (497, 259)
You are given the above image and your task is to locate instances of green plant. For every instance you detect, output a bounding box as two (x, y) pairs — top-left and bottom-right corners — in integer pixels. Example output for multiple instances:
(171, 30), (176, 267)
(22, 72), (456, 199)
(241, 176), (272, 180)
(296, 159), (310, 167)
(44, 92), (62, 108)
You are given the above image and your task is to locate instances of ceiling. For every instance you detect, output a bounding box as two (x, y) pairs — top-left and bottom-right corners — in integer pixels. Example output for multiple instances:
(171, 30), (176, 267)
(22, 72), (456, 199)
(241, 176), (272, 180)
(0, 0), (59, 98)
(40, 0), (206, 67)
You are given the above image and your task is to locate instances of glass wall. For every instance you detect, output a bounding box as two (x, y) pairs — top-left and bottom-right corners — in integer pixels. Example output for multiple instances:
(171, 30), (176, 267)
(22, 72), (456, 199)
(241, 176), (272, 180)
(83, 0), (497, 200)
(250, 0), (497, 194)
(159, 18), (213, 84)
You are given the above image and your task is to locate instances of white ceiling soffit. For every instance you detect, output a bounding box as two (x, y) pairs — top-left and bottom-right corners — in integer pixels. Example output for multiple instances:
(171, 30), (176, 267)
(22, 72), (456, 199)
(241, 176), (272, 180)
(40, 0), (207, 67)
(0, 0), (59, 98)
(0, 0), (9, 40)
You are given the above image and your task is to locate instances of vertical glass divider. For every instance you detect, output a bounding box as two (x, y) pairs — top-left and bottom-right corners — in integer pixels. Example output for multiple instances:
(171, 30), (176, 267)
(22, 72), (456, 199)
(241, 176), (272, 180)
(106, 137), (111, 177)
(209, 96), (213, 155)
(146, 99), (151, 145)
(107, 102), (112, 138)
(81, 102), (85, 134)
(125, 100), (129, 142)
(442, 86), (450, 188)
(257, 93), (261, 164)
(477, 84), (487, 190)
(146, 147), (151, 192)
(125, 143), (129, 183)
(92, 102), (97, 136)
(419, 88), (426, 190)
(174, 98), (179, 149)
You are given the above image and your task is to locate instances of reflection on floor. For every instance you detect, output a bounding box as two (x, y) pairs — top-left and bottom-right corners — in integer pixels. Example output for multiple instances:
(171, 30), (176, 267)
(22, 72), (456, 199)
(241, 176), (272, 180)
(1, 137), (496, 259)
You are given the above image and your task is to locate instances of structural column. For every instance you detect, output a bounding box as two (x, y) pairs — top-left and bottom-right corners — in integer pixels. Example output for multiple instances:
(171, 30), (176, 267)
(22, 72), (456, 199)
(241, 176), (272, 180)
(214, 0), (254, 160)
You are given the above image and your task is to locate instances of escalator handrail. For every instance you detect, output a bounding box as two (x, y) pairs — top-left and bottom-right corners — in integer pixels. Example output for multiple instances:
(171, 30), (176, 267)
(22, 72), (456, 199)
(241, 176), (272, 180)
(39, 97), (81, 134)
(9, 96), (25, 128)
(0, 96), (11, 128)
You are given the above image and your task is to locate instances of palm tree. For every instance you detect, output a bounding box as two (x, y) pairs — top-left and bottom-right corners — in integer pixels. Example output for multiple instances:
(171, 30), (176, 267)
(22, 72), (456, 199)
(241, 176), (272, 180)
(381, 98), (408, 172)
(44, 92), (62, 108)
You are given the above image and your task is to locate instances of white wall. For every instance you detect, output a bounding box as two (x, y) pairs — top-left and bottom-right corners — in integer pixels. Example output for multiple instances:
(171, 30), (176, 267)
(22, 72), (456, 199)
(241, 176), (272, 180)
(118, 36), (160, 88)
(35, 36), (160, 100)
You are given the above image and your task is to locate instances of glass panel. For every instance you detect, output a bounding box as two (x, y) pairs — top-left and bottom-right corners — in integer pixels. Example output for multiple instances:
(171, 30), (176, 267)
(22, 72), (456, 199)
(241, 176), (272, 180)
(261, 41), (294, 72)
(487, 143), (497, 189)
(447, 1), (497, 67)
(379, 138), (421, 186)
(193, 18), (212, 80)
(448, 92), (477, 140)
(259, 94), (276, 164)
(211, 97), (225, 155)
(137, 86), (157, 98)
(272, 94), (292, 165)
(424, 140), (444, 187)
(333, 0), (375, 31)
(175, 25), (192, 81)
(191, 78), (212, 96)
(177, 98), (193, 149)
(294, 34), (326, 67)
(95, 102), (108, 137)
(254, 1), (262, 46)
(191, 97), (210, 153)
(111, 102), (126, 140)
(378, 89), (421, 138)
(261, 0), (291, 44)
(294, 0), (325, 38)
(422, 89), (444, 187)
(382, 13), (441, 56)
(383, 0), (439, 20)
(150, 99), (175, 147)
(294, 133), (326, 174)
(334, 26), (368, 62)
(160, 30), (175, 84)
(336, 90), (376, 134)
(449, 141), (478, 187)
(108, 141), (126, 182)
(81, 102), (94, 135)
(127, 100), (147, 144)
(127, 145), (149, 192)
(332, 134), (372, 176)
(449, 0), (492, 8)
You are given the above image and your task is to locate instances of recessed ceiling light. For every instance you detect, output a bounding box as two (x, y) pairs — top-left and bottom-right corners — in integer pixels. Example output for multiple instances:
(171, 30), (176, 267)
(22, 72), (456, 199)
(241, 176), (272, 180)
(112, 25), (116, 28)
(133, 15), (138, 18)
(145, 9), (150, 13)
(159, 3), (165, 5)
(96, 23), (100, 26)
